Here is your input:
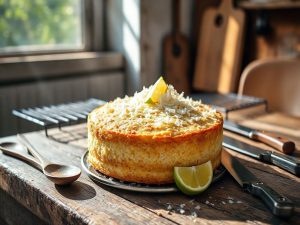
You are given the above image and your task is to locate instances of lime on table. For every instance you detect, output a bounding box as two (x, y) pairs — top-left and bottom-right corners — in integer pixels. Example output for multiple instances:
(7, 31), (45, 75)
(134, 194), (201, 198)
(174, 161), (213, 195)
(145, 77), (168, 104)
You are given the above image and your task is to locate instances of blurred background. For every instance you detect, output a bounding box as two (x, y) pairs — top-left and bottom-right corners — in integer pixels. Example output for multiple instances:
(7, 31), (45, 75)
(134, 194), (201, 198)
(1, 0), (300, 137)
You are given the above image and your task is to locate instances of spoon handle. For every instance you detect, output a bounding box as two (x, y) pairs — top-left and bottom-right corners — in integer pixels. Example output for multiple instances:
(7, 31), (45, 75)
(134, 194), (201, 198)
(0, 145), (42, 170)
(18, 134), (50, 166)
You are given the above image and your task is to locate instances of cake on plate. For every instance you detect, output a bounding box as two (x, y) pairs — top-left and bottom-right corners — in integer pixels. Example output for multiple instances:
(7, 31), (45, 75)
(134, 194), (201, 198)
(87, 80), (223, 184)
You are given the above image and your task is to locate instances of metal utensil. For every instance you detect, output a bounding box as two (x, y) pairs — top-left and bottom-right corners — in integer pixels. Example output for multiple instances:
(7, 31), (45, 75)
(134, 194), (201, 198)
(223, 136), (300, 176)
(224, 120), (295, 154)
(0, 134), (81, 185)
(221, 149), (294, 217)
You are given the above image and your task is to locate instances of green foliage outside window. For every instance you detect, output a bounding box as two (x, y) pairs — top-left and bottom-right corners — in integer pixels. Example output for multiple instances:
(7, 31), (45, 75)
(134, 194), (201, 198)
(0, 0), (82, 49)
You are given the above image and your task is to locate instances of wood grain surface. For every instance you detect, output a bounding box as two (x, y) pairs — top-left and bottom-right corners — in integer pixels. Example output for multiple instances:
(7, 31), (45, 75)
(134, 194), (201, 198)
(193, 0), (245, 93)
(0, 113), (299, 225)
(163, 0), (190, 94)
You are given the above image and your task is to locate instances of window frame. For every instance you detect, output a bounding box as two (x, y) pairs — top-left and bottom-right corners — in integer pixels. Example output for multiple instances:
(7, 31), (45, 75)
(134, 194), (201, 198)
(0, 0), (104, 57)
(0, 0), (124, 85)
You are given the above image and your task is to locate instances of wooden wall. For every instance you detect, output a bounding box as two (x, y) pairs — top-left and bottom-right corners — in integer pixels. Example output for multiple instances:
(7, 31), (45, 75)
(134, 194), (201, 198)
(244, 9), (300, 62)
(193, 1), (300, 92)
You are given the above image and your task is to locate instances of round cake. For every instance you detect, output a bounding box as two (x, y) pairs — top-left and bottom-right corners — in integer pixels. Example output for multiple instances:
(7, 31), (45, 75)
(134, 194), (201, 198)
(87, 85), (223, 184)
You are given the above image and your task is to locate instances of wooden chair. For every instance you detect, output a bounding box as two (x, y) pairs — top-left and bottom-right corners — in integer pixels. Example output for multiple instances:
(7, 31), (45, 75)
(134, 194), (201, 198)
(238, 58), (300, 117)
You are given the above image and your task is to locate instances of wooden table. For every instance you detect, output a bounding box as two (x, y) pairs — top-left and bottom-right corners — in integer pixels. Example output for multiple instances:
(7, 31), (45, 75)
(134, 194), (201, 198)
(0, 113), (299, 225)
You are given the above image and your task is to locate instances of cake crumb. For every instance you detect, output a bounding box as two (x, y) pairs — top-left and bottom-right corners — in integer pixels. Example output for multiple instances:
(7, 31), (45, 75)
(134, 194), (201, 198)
(189, 199), (195, 204)
(205, 200), (215, 207)
(167, 205), (172, 210)
(228, 200), (234, 204)
(195, 205), (201, 210)
(179, 209), (185, 214)
(221, 201), (226, 205)
(191, 212), (197, 218)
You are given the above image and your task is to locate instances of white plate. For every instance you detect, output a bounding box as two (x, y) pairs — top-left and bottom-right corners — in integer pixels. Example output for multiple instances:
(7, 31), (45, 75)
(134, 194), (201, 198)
(81, 151), (226, 193)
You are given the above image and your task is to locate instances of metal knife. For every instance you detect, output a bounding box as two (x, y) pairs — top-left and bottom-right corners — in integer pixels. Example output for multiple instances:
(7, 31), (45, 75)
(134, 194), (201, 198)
(223, 136), (300, 177)
(221, 149), (294, 217)
(224, 120), (295, 154)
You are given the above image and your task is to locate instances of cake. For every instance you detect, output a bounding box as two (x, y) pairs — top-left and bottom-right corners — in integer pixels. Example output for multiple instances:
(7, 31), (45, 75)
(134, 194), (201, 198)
(87, 84), (223, 184)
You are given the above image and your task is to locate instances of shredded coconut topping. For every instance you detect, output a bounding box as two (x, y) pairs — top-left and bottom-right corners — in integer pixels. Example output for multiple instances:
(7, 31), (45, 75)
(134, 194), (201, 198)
(90, 84), (222, 136)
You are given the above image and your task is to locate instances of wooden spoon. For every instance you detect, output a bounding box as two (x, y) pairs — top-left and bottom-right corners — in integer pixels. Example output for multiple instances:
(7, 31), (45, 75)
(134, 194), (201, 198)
(0, 134), (81, 185)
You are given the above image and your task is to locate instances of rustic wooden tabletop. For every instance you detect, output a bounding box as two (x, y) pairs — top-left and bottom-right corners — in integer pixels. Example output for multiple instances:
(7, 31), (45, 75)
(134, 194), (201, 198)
(0, 112), (299, 225)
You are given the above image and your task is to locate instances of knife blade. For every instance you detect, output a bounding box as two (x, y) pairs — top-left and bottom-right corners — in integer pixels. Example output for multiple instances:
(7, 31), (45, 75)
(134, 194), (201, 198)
(223, 136), (300, 176)
(221, 149), (294, 217)
(224, 120), (295, 154)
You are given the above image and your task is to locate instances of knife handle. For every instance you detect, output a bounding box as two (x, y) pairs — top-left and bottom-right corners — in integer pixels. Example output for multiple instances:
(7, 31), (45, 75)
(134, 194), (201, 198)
(246, 182), (294, 217)
(250, 131), (295, 154)
(271, 152), (300, 176)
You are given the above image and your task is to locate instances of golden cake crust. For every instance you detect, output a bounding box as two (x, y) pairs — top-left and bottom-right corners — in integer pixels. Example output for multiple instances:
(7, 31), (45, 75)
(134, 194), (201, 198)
(87, 85), (223, 184)
(88, 110), (223, 184)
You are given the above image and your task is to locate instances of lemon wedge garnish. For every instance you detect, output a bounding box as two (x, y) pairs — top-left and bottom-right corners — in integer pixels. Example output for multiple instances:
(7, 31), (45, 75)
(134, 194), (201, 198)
(145, 77), (168, 104)
(174, 161), (213, 195)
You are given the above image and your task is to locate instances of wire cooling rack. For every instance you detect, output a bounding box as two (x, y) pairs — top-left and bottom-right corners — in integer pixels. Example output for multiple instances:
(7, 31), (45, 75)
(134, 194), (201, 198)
(191, 92), (267, 119)
(12, 98), (106, 136)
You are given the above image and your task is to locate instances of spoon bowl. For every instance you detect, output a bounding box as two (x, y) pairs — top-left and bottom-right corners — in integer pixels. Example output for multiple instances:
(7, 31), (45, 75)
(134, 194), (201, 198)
(0, 141), (42, 170)
(1, 142), (28, 154)
(43, 164), (81, 185)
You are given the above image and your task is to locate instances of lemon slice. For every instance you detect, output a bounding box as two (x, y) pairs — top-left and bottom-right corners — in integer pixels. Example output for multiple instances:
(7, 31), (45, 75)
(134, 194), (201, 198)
(174, 161), (213, 195)
(145, 77), (168, 104)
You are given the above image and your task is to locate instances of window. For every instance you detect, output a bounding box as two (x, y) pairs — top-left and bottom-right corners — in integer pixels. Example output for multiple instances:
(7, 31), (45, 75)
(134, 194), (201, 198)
(0, 0), (85, 54)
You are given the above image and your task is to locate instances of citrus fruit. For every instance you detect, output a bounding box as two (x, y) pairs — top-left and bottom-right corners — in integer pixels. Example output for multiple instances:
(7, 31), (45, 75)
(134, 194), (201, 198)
(174, 161), (213, 195)
(145, 77), (168, 104)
